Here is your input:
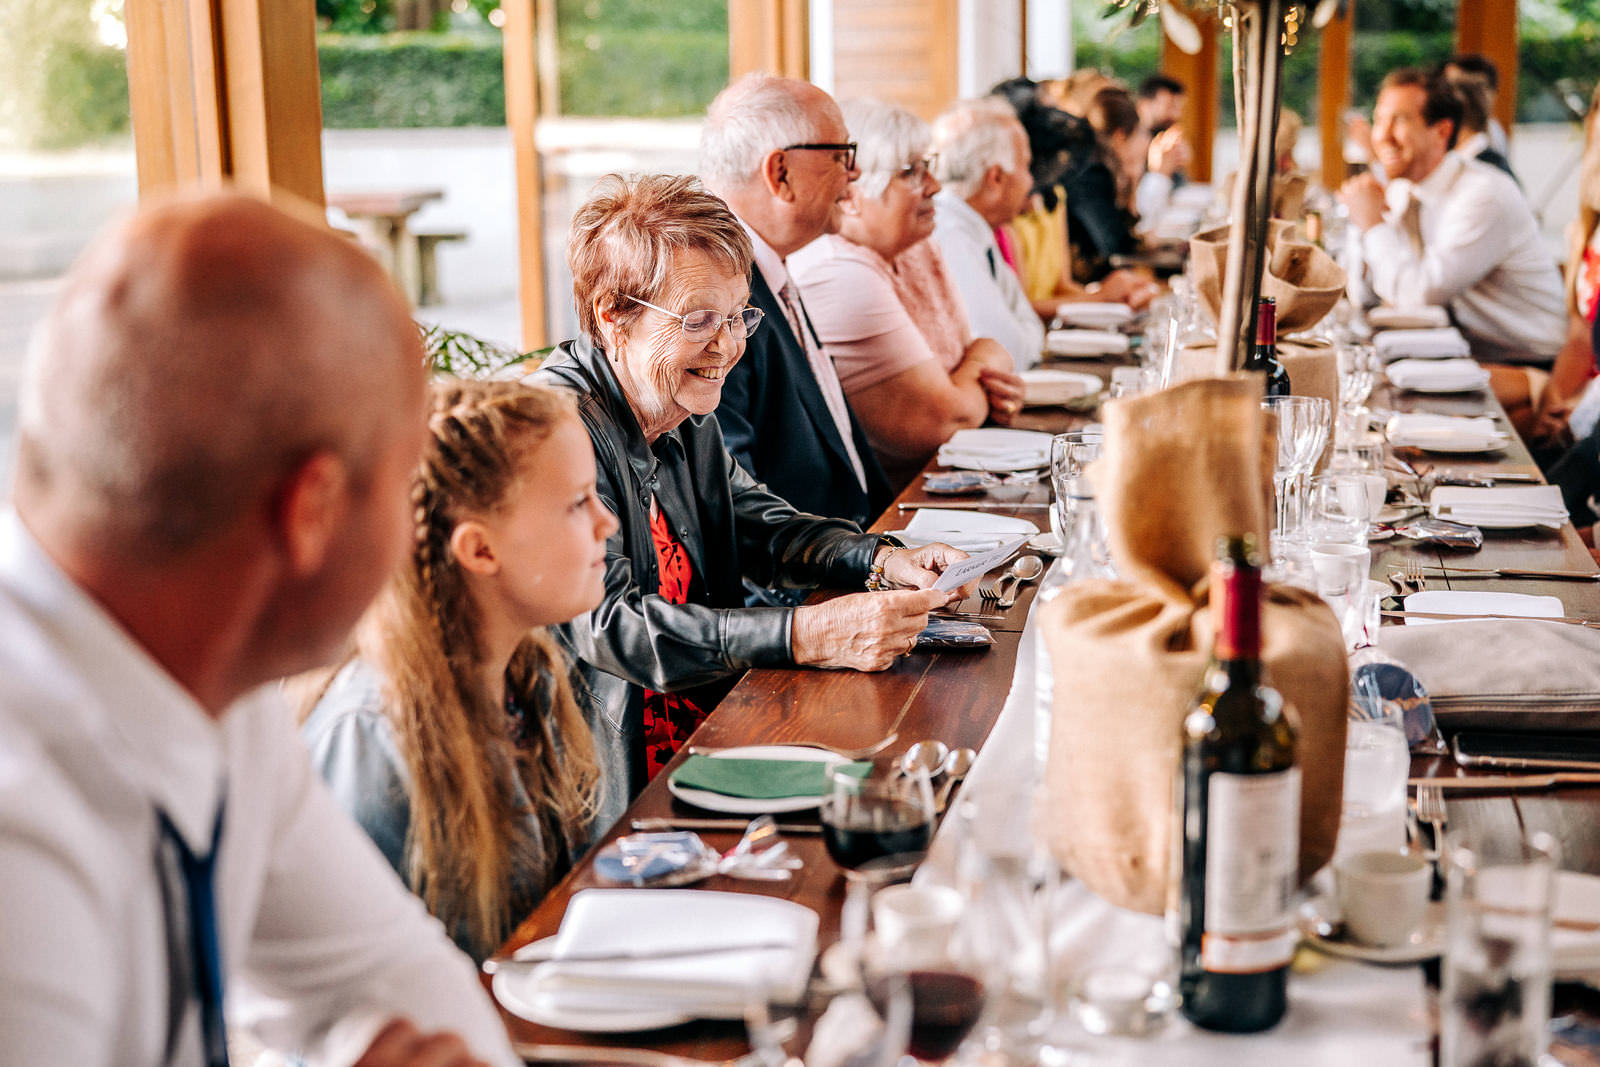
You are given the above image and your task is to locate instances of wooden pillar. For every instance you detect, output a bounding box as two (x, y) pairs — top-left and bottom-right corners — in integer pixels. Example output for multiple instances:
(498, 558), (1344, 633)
(830, 0), (957, 122)
(1456, 0), (1519, 136)
(1317, 0), (1351, 190)
(729, 0), (810, 81)
(124, 0), (324, 208)
(503, 0), (549, 351)
(1161, 10), (1219, 182)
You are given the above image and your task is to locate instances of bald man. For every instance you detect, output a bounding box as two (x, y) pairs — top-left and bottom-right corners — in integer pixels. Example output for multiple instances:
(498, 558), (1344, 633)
(0, 194), (516, 1066)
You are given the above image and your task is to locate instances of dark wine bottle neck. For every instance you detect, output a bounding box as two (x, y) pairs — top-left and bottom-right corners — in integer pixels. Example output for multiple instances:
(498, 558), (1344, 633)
(1214, 562), (1262, 662)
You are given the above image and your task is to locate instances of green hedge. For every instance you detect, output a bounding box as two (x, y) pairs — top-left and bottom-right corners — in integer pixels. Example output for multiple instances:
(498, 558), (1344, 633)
(319, 33), (508, 127)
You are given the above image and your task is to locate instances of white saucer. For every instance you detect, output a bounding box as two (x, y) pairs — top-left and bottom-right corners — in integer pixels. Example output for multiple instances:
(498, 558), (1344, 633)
(666, 744), (846, 815)
(1299, 899), (1445, 964)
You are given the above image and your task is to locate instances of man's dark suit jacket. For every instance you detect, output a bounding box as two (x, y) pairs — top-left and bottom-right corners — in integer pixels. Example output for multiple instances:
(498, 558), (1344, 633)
(1474, 145), (1519, 186)
(716, 268), (892, 529)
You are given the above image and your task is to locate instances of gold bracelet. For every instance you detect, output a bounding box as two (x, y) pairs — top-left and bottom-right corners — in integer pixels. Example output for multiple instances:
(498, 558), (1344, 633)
(866, 551), (892, 591)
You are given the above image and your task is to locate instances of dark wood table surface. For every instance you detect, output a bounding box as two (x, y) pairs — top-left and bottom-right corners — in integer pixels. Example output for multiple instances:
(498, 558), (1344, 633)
(491, 367), (1600, 1059)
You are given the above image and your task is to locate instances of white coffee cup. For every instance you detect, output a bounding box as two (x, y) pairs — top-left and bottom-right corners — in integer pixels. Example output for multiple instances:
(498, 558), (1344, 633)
(871, 884), (962, 965)
(1335, 850), (1431, 946)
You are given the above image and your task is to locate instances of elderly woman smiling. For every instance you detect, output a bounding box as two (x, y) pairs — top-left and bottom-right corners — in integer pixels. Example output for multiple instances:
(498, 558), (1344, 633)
(789, 97), (1024, 489)
(537, 173), (969, 824)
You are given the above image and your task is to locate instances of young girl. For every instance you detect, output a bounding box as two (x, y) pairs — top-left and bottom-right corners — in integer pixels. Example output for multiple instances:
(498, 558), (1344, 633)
(300, 377), (617, 960)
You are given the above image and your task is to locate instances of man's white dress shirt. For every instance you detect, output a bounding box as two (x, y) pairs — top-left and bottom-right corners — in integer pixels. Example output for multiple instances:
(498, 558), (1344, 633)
(1352, 152), (1565, 363)
(931, 192), (1043, 371)
(0, 511), (518, 1067)
(741, 220), (870, 489)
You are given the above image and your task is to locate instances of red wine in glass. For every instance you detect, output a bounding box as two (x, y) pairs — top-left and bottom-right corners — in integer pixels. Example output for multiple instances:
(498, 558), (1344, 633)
(869, 970), (987, 1062)
(820, 800), (934, 872)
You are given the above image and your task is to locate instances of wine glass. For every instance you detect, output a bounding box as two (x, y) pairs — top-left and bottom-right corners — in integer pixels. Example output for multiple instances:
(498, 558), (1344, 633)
(862, 882), (988, 1064)
(1262, 395), (1331, 546)
(1336, 341), (1378, 412)
(821, 765), (935, 882)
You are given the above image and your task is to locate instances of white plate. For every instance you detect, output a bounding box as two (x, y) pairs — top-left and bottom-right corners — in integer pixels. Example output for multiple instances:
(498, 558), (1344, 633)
(1020, 369), (1102, 408)
(937, 428), (1054, 472)
(666, 744), (846, 814)
(1402, 436), (1508, 455)
(1428, 510), (1561, 530)
(1401, 379), (1491, 395)
(1300, 899), (1444, 965)
(492, 937), (693, 1032)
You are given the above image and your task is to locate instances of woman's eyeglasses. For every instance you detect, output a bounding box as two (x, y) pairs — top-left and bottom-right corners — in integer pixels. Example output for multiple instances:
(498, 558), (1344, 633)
(895, 154), (939, 183)
(782, 141), (858, 171)
(627, 296), (765, 343)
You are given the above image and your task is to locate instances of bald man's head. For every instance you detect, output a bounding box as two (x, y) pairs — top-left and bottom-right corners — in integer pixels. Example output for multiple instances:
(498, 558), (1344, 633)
(16, 192), (424, 561)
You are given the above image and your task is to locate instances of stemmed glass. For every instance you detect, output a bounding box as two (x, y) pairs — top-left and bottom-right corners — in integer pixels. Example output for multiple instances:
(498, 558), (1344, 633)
(861, 882), (989, 1064)
(1262, 395), (1331, 548)
(1337, 342), (1378, 412)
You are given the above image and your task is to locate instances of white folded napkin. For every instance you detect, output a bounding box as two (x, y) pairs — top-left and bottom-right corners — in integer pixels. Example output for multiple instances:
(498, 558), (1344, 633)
(1054, 302), (1134, 330)
(1045, 328), (1130, 357)
(899, 508), (1038, 552)
(1171, 183), (1215, 209)
(1385, 358), (1491, 392)
(1401, 589), (1566, 625)
(1429, 485), (1569, 529)
(1554, 872), (1600, 977)
(524, 889), (817, 1018)
(1386, 412), (1506, 452)
(936, 427), (1053, 472)
(1368, 305), (1451, 331)
(1374, 326), (1471, 361)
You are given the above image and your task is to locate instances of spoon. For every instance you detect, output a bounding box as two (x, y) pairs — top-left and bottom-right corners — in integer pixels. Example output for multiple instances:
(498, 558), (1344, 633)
(935, 748), (976, 811)
(997, 555), (1045, 608)
(899, 739), (949, 781)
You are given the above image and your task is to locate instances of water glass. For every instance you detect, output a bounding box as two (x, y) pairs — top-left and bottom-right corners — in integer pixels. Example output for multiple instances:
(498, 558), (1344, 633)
(1308, 472), (1383, 546)
(1049, 431), (1103, 544)
(1310, 542), (1372, 649)
(1108, 366), (1152, 400)
(1441, 832), (1559, 1067)
(1337, 712), (1410, 860)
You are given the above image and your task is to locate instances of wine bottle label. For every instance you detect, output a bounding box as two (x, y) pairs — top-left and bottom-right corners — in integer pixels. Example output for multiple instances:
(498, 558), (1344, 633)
(1200, 768), (1300, 973)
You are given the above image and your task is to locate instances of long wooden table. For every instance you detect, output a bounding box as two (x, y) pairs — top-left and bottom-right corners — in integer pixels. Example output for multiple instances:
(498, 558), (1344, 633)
(493, 369), (1600, 1059)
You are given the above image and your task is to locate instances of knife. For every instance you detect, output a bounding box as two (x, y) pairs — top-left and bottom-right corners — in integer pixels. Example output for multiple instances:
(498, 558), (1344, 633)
(484, 938), (793, 973)
(1406, 567), (1600, 580)
(896, 501), (1050, 511)
(1409, 773), (1600, 791)
(630, 816), (821, 834)
(1381, 610), (1600, 627)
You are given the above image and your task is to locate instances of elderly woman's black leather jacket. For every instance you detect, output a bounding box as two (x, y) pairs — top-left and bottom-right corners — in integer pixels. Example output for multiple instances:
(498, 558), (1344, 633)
(536, 337), (881, 826)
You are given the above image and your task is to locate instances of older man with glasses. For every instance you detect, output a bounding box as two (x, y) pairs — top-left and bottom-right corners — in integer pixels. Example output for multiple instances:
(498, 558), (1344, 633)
(789, 96), (1024, 490)
(703, 74), (892, 542)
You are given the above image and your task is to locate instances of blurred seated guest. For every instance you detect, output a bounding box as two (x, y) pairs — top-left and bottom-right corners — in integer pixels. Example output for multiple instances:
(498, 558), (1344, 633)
(992, 79), (1157, 316)
(1041, 69), (1120, 117)
(300, 379), (611, 962)
(1441, 52), (1510, 155)
(701, 74), (891, 534)
(1445, 71), (1518, 182)
(0, 193), (518, 1065)
(1064, 87), (1147, 282)
(931, 97), (1045, 370)
(1529, 81), (1600, 458)
(1339, 69), (1565, 429)
(1221, 108), (1309, 219)
(537, 173), (968, 816)
(1134, 74), (1193, 232)
(790, 98), (1024, 486)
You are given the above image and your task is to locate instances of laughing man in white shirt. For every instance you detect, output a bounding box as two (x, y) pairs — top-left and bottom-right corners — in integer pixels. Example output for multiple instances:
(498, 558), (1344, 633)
(1340, 68), (1565, 427)
(0, 194), (518, 1067)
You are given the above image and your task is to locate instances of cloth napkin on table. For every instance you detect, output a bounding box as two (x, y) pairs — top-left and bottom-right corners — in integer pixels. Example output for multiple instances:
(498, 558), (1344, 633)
(1379, 619), (1600, 732)
(1368, 305), (1451, 331)
(1386, 358), (1491, 392)
(522, 889), (818, 1018)
(935, 427), (1053, 471)
(1374, 326), (1471, 361)
(1054, 302), (1134, 329)
(1428, 485), (1569, 529)
(1044, 328), (1129, 357)
(897, 508), (1038, 553)
(669, 756), (869, 799)
(1386, 412), (1506, 451)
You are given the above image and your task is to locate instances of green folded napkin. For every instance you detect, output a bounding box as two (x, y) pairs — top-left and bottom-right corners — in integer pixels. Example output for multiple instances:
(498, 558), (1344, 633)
(670, 756), (872, 800)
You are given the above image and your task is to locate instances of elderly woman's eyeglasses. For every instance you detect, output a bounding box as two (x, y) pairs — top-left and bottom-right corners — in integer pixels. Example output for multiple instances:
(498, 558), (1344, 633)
(896, 154), (939, 183)
(627, 296), (764, 342)
(782, 142), (858, 171)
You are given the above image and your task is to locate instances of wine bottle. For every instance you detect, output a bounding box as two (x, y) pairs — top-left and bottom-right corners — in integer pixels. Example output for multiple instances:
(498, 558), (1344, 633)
(1244, 297), (1292, 397)
(1172, 534), (1299, 1033)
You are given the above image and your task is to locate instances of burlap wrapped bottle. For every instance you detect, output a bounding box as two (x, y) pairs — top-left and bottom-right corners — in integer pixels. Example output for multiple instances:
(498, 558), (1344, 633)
(1038, 376), (1348, 915)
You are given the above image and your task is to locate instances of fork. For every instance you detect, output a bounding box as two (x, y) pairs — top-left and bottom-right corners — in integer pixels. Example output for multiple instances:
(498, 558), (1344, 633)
(1403, 557), (1426, 592)
(1415, 783), (1447, 859)
(978, 575), (1004, 602)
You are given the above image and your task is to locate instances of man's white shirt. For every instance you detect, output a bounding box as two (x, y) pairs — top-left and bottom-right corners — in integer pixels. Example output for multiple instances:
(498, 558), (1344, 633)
(1352, 152), (1564, 362)
(0, 510), (519, 1066)
(931, 192), (1044, 370)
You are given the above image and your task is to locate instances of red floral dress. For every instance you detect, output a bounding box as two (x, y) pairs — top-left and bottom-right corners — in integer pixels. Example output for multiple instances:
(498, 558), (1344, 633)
(640, 501), (711, 779)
